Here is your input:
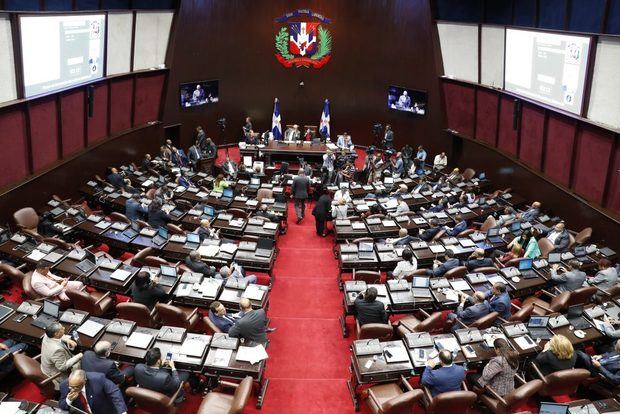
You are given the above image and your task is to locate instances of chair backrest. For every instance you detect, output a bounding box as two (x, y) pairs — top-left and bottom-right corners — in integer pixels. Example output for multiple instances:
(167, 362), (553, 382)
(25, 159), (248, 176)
(382, 389), (423, 414)
(509, 304), (534, 322)
(431, 229), (446, 242)
(357, 322), (393, 341)
(109, 212), (131, 224)
(146, 188), (157, 199)
(125, 386), (175, 414)
(353, 270), (381, 284)
(175, 199), (193, 211)
(429, 390), (477, 413)
(402, 269), (427, 283)
(414, 312), (443, 332)
(22, 273), (42, 300)
(166, 223), (184, 235)
(457, 228), (474, 238)
(480, 216), (497, 233)
(256, 188), (273, 203)
(116, 302), (157, 327)
(143, 255), (170, 267)
(503, 379), (543, 409)
(444, 266), (467, 279)
(567, 286), (598, 307)
(541, 368), (590, 396)
(14, 207), (39, 231)
(462, 168), (476, 181)
(470, 311), (498, 329)
(65, 289), (97, 313)
(605, 283), (620, 300)
(228, 208), (248, 219)
(473, 266), (499, 274)
(155, 303), (187, 328)
(538, 238), (555, 257)
(0, 264), (27, 285)
(131, 247), (154, 267)
(203, 316), (222, 335)
(574, 227), (592, 245)
(352, 237), (373, 244)
(549, 291), (571, 313)
(42, 237), (73, 250)
(230, 376), (254, 414)
(13, 353), (56, 398)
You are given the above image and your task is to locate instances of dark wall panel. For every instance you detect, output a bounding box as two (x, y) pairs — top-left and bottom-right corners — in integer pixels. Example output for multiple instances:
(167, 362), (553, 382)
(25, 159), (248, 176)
(5, 0), (40, 10)
(102, 0), (130, 8)
(607, 144), (620, 216)
(607, 0), (620, 34)
(29, 98), (59, 172)
(543, 114), (575, 186)
(484, 0), (512, 24)
(45, 0), (73, 10)
(87, 83), (109, 144)
(475, 89), (498, 146)
(109, 78), (133, 134)
(442, 82), (475, 138)
(518, 104), (545, 169)
(75, 0), (100, 10)
(572, 127), (613, 204)
(0, 109), (28, 189)
(569, 0), (605, 33)
(436, 0), (483, 22)
(134, 73), (165, 126)
(538, 0), (566, 30)
(513, 0), (537, 26)
(497, 97), (518, 156)
(61, 90), (85, 157)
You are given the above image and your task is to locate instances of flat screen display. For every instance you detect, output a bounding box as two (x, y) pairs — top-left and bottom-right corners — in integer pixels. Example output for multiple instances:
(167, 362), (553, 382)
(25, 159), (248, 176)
(388, 85), (427, 115)
(180, 80), (219, 107)
(504, 28), (591, 115)
(20, 14), (106, 98)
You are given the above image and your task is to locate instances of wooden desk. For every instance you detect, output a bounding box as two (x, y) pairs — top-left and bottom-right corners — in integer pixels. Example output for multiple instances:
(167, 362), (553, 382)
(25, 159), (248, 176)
(153, 333), (211, 373)
(103, 326), (160, 365)
(89, 263), (139, 294)
(233, 249), (275, 275)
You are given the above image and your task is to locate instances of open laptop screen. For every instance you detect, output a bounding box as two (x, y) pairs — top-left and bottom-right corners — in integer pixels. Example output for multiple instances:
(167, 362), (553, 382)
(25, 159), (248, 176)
(518, 258), (533, 271)
(43, 300), (59, 318)
(539, 402), (568, 414)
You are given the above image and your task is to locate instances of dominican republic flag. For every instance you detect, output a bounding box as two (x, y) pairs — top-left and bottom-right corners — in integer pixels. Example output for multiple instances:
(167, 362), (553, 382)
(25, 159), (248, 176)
(319, 99), (330, 139)
(271, 98), (282, 140)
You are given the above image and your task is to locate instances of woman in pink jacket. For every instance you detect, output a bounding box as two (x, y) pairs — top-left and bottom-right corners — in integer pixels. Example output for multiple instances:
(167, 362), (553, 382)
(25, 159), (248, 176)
(31, 263), (85, 302)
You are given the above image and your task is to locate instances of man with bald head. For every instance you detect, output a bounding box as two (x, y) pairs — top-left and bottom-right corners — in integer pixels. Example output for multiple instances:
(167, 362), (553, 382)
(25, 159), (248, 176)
(546, 221), (570, 252)
(520, 201), (541, 222)
(464, 248), (494, 271)
(228, 298), (269, 342)
(421, 350), (465, 396)
(447, 290), (491, 331)
(60, 369), (127, 414)
(81, 341), (134, 385)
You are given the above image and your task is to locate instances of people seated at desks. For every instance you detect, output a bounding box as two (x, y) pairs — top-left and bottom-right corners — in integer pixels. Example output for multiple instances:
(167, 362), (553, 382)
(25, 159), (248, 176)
(147, 199), (170, 230)
(229, 298), (271, 342)
(496, 206), (516, 227)
(204, 137), (217, 158)
(598, 316), (620, 339)
(312, 189), (332, 237)
(412, 177), (432, 194)
(336, 133), (354, 150)
(391, 197), (410, 216)
(208, 301), (238, 333)
(386, 228), (418, 246)
(0, 339), (28, 376)
(141, 153), (153, 171)
(196, 219), (219, 241)
(534, 334), (576, 376)
(391, 152), (405, 178)
(447, 167), (463, 183)
(485, 282), (511, 320)
(444, 214), (467, 236)
(419, 219), (441, 242)
(160, 142), (172, 160)
(331, 197), (348, 220)
(430, 176), (447, 192)
(175, 171), (192, 189)
(518, 201), (541, 222)
(354, 287), (388, 326)
(187, 141), (202, 169)
(284, 124), (301, 141)
(495, 244), (523, 265)
(185, 251), (218, 278)
(107, 167), (130, 190)
(131, 271), (167, 309)
(507, 228), (541, 259)
(218, 264), (257, 284)
(135, 348), (190, 405)
(464, 248), (494, 271)
(154, 184), (173, 203)
(255, 204), (278, 223)
(125, 193), (147, 221)
(212, 173), (229, 193)
(550, 260), (586, 293)
(81, 341), (134, 385)
(447, 291), (491, 329)
(433, 151), (448, 171)
(587, 258), (619, 292)
(390, 248), (417, 279)
(421, 350), (465, 396)
(467, 338), (518, 396)
(41, 323), (83, 388)
(415, 145), (427, 171)
(427, 197), (450, 213)
(390, 183), (408, 197)
(221, 155), (238, 178)
(59, 369), (127, 414)
(545, 221), (570, 252)
(577, 340), (620, 387)
(32, 263), (85, 302)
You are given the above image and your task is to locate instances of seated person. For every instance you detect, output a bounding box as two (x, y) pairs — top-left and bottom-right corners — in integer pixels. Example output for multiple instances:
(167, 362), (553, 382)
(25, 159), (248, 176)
(467, 338), (518, 396)
(135, 348), (189, 405)
(332, 186), (352, 205)
(212, 174), (228, 193)
(433, 152), (447, 171)
(218, 264), (257, 284)
(221, 156), (238, 178)
(353, 287), (388, 326)
(496, 207), (516, 227)
(426, 249), (460, 277)
(125, 193), (147, 221)
(208, 301), (237, 333)
(229, 298), (270, 342)
(170, 147), (187, 167)
(447, 291), (491, 329)
(534, 334), (576, 376)
(196, 219), (219, 241)
(59, 369), (127, 414)
(518, 201), (541, 222)
(390, 184), (408, 197)
(495, 244), (523, 265)
(255, 205), (278, 222)
(507, 228), (540, 259)
(419, 219), (441, 242)
(107, 167), (130, 190)
(545, 222), (570, 252)
(386, 228), (418, 246)
(331, 197), (348, 220)
(390, 248), (418, 279)
(464, 248), (494, 271)
(284, 124), (301, 141)
(391, 153), (404, 178)
(131, 271), (167, 309)
(32, 264), (85, 302)
(141, 154), (152, 171)
(336, 133), (354, 150)
(444, 214), (467, 237)
(421, 350), (465, 396)
(147, 200), (170, 229)
(577, 340), (620, 387)
(587, 258), (619, 294)
(0, 339), (28, 376)
(184, 251), (218, 278)
(412, 177), (432, 194)
(447, 168), (463, 183)
(391, 197), (410, 216)
(81, 341), (134, 385)
(550, 260), (586, 293)
(596, 315), (620, 339)
(175, 171), (192, 189)
(486, 282), (511, 320)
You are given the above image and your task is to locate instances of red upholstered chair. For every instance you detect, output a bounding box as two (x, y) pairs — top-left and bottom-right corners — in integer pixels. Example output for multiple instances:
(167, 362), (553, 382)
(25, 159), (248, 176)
(13, 353), (60, 399)
(566, 286), (598, 307)
(479, 376), (543, 414)
(507, 303), (534, 322)
(421, 384), (477, 413)
(473, 266), (499, 274)
(479, 216), (497, 233)
(109, 212), (131, 224)
(401, 269), (427, 283)
(155, 303), (200, 332)
(203, 316), (222, 335)
(126, 383), (184, 414)
(462, 168), (476, 181)
(142, 255), (171, 268)
(0, 263), (30, 285)
(256, 188), (273, 204)
(521, 289), (571, 316)
(395, 310), (443, 337)
(530, 363), (591, 397)
(128, 247), (154, 267)
(356, 320), (393, 342)
(353, 269), (381, 284)
(116, 302), (159, 328)
(570, 227), (592, 245)
(227, 208), (248, 219)
(456, 229), (475, 238)
(65, 289), (114, 317)
(197, 376), (253, 414)
(444, 266), (467, 279)
(13, 207), (40, 234)
(166, 223), (185, 235)
(431, 229), (445, 242)
(456, 312), (499, 330)
(538, 238), (555, 257)
(365, 376), (424, 414)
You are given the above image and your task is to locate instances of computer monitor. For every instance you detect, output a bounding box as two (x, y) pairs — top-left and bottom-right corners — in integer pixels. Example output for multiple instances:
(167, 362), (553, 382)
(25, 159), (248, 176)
(510, 222), (521, 232)
(43, 300), (59, 318)
(160, 265), (177, 277)
(223, 188), (234, 198)
(203, 205), (215, 217)
(412, 277), (430, 288)
(574, 246), (586, 257)
(518, 258), (533, 271)
(539, 402), (568, 414)
(568, 304), (583, 319)
(528, 315), (549, 328)
(186, 233), (200, 243)
(157, 227), (168, 240)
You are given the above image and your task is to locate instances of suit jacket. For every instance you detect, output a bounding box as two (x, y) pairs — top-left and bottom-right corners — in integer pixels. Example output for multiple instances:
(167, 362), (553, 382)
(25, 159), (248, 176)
(81, 351), (124, 384)
(465, 257), (494, 271)
(141, 158), (152, 171)
(445, 220), (467, 237)
(147, 209), (170, 229)
(184, 256), (215, 277)
(421, 364), (465, 396)
(599, 352), (620, 385)
(134, 364), (182, 398)
(131, 283), (167, 309)
(384, 130), (394, 143)
(551, 269), (586, 292)
(208, 309), (235, 333)
(107, 173), (125, 189)
(535, 350), (576, 376)
(354, 297), (388, 326)
(188, 146), (201, 165)
(205, 143), (217, 158)
(291, 176), (310, 199)
(420, 227), (441, 242)
(548, 229), (570, 252)
(590, 268), (619, 290)
(456, 301), (491, 325)
(486, 291), (511, 320)
(521, 207), (540, 222)
(196, 226), (216, 242)
(41, 335), (82, 388)
(59, 372), (127, 414)
(229, 309), (268, 342)
(125, 199), (147, 221)
(313, 194), (332, 220)
(427, 258), (460, 277)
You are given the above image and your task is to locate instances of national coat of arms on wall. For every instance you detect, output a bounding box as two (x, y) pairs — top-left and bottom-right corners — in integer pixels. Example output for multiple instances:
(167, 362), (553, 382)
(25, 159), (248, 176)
(274, 9), (332, 69)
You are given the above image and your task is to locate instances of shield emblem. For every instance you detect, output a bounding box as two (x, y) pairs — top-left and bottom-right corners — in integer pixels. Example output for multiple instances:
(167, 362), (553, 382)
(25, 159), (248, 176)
(289, 22), (319, 56)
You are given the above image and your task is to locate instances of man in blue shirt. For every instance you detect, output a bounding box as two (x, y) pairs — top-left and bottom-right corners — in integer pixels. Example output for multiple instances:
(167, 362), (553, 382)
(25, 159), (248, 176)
(486, 283), (511, 320)
(426, 249), (460, 277)
(421, 350), (465, 396)
(444, 214), (467, 237)
(392, 152), (404, 178)
(416, 145), (427, 171)
(208, 301), (237, 333)
(125, 194), (147, 221)
(447, 291), (492, 331)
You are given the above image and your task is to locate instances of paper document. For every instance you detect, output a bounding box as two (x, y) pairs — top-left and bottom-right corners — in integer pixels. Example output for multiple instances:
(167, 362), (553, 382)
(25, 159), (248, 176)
(126, 332), (153, 349)
(450, 280), (470, 291)
(27, 249), (47, 261)
(0, 402), (23, 414)
(175, 283), (192, 298)
(110, 269), (132, 281)
(77, 320), (105, 337)
(236, 344), (268, 364)
(220, 243), (238, 254)
(198, 245), (220, 257)
(242, 285), (265, 301)
(180, 338), (208, 357)
(212, 348), (233, 366)
(383, 345), (409, 363)
(514, 335), (537, 350)
(435, 337), (460, 353)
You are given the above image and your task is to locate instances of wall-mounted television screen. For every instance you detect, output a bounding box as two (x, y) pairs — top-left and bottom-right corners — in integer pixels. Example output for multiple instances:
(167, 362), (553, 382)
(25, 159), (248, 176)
(388, 86), (427, 115)
(180, 80), (219, 107)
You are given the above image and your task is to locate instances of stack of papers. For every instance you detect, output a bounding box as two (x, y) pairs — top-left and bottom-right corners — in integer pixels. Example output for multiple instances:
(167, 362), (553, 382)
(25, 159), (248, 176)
(27, 250), (47, 261)
(180, 337), (208, 357)
(220, 243), (238, 254)
(514, 335), (537, 350)
(212, 348), (233, 366)
(242, 285), (265, 301)
(110, 269), (132, 281)
(236, 344), (268, 364)
(77, 320), (105, 337)
(126, 332), (154, 349)
(198, 245), (220, 257)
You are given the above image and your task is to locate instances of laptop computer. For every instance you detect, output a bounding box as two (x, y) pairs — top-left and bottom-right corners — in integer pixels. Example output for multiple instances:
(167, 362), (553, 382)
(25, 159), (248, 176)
(358, 242), (375, 260)
(517, 258), (537, 279)
(567, 305), (591, 330)
(255, 238), (274, 257)
(510, 221), (521, 234)
(184, 232), (201, 250)
(221, 188), (234, 201)
(159, 265), (178, 287)
(548, 252), (562, 264)
(31, 300), (60, 330)
(122, 222), (140, 239)
(527, 315), (553, 340)
(486, 227), (504, 244)
(411, 276), (432, 298)
(203, 205), (215, 219)
(539, 402), (569, 414)
(76, 250), (98, 274)
(152, 227), (169, 246)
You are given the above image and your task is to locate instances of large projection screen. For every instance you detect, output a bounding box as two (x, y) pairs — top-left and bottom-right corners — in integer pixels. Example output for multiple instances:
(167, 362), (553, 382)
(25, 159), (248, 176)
(504, 28), (591, 115)
(20, 14), (106, 98)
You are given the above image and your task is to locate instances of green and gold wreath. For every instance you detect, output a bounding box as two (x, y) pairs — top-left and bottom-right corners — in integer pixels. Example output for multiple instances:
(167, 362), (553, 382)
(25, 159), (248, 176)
(275, 27), (293, 60)
(312, 26), (332, 60)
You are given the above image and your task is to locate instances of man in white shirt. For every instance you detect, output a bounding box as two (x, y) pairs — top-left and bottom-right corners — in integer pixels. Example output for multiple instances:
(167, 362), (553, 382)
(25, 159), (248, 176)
(333, 185), (352, 205)
(391, 197), (410, 216)
(336, 133), (354, 150)
(433, 152), (448, 171)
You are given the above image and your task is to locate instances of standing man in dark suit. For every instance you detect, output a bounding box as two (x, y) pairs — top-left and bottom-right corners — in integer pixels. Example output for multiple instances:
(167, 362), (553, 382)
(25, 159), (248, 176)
(134, 348), (189, 405)
(81, 342), (133, 385)
(141, 154), (152, 171)
(208, 301), (237, 333)
(384, 124), (394, 149)
(204, 138), (217, 159)
(291, 168), (310, 224)
(312, 189), (333, 236)
(229, 298), (270, 342)
(196, 126), (207, 152)
(354, 287), (388, 326)
(59, 369), (127, 414)
(187, 141), (201, 170)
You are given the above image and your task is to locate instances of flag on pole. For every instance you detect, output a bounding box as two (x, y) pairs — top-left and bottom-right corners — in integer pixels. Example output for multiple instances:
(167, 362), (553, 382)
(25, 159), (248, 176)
(271, 98), (282, 140)
(319, 99), (330, 139)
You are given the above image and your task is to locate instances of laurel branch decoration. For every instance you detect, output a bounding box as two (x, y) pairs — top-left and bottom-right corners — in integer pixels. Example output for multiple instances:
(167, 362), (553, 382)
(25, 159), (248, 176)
(312, 26), (332, 60)
(275, 27), (293, 60)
